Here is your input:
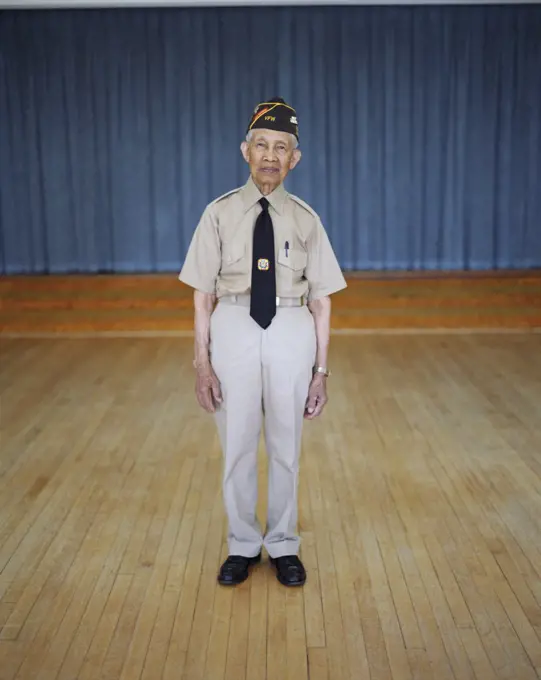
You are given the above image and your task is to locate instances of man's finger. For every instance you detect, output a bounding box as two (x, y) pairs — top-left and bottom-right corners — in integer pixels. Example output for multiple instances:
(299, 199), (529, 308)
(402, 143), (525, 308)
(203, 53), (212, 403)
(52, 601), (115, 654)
(312, 399), (326, 418)
(304, 392), (318, 418)
(211, 378), (222, 404)
(304, 407), (317, 419)
(204, 392), (216, 413)
(304, 392), (317, 413)
(197, 386), (215, 413)
(306, 404), (324, 420)
(305, 388), (328, 419)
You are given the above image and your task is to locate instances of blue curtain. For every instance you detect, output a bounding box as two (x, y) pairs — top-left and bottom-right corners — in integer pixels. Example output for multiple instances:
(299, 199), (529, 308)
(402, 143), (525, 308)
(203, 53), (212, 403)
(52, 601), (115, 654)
(1, 5), (540, 274)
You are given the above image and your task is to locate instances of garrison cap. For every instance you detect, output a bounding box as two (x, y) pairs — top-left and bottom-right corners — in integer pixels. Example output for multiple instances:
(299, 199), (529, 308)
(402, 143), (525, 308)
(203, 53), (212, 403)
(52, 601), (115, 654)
(247, 97), (299, 141)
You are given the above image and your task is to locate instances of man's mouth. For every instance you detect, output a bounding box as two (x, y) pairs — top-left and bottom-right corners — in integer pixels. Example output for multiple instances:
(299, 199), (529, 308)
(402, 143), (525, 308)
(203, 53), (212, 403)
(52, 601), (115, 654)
(260, 167), (279, 173)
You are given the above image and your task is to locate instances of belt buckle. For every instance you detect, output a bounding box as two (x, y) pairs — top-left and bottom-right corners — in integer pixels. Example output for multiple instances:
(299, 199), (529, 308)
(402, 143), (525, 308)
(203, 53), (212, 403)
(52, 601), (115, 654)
(275, 296), (303, 307)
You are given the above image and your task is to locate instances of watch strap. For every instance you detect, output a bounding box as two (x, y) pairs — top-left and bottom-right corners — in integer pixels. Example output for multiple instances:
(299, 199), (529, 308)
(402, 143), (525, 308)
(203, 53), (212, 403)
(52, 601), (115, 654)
(313, 366), (330, 377)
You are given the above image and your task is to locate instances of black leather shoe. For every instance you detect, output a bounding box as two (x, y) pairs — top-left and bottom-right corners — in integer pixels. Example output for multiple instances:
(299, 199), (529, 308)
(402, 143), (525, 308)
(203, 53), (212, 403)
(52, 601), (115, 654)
(217, 553), (261, 585)
(270, 555), (306, 586)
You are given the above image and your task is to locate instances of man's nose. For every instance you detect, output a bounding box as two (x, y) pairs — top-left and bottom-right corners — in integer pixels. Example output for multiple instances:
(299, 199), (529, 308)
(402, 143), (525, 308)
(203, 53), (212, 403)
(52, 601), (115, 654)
(264, 147), (278, 161)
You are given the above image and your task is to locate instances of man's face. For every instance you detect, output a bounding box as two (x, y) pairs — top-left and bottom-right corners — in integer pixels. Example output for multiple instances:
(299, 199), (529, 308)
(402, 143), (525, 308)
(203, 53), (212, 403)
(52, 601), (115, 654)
(241, 129), (301, 193)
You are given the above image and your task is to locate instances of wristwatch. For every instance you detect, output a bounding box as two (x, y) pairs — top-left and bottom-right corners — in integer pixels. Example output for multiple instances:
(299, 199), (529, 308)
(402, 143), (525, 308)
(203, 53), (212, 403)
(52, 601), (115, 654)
(313, 366), (330, 377)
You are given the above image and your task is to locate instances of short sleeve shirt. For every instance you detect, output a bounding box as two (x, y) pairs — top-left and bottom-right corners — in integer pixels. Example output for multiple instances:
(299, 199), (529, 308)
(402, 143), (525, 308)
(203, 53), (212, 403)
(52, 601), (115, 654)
(178, 176), (347, 302)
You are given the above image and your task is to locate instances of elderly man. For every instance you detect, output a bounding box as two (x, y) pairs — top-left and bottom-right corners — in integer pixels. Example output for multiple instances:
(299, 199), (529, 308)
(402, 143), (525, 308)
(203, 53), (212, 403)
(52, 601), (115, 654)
(178, 97), (346, 587)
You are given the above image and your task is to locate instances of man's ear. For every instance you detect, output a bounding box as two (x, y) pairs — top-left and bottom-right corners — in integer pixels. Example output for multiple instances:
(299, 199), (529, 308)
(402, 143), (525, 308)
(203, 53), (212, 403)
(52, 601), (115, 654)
(289, 148), (302, 170)
(240, 140), (250, 163)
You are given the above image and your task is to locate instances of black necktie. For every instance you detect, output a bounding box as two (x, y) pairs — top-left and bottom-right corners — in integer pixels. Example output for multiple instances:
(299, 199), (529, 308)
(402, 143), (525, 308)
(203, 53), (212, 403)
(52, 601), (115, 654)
(250, 197), (276, 329)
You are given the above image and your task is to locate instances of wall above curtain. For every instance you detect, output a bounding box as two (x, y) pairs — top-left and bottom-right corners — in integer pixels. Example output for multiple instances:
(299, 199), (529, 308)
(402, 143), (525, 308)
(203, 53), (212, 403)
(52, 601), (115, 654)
(1, 4), (540, 273)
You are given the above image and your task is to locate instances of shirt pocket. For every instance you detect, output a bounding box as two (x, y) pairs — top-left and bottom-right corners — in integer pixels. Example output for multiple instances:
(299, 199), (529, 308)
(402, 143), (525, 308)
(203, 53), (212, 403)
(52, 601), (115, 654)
(277, 247), (307, 272)
(221, 240), (247, 274)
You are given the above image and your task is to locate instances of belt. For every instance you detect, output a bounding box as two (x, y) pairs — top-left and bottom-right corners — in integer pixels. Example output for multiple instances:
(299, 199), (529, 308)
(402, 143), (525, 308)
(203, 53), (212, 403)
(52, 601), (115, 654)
(220, 294), (305, 307)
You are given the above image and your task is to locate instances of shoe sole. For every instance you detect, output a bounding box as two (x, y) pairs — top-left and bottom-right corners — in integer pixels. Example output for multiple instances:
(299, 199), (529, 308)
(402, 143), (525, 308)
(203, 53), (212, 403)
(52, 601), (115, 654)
(276, 573), (306, 587)
(218, 575), (249, 586)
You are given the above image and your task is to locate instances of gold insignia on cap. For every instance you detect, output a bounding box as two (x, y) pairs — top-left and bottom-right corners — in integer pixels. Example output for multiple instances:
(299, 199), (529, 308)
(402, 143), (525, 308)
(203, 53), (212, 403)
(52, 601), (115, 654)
(257, 258), (270, 271)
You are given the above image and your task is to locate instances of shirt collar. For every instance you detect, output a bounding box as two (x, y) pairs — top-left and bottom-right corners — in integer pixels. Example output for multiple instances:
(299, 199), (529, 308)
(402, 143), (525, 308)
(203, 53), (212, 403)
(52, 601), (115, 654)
(241, 175), (287, 215)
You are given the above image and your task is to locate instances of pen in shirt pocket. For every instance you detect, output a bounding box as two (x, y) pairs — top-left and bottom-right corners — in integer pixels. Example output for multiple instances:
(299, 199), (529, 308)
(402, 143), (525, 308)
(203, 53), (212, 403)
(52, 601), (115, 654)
(285, 241), (289, 257)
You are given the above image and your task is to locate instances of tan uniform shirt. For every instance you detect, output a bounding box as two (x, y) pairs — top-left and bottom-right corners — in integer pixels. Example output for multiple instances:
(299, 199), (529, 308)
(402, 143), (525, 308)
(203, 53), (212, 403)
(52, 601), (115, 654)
(178, 176), (347, 302)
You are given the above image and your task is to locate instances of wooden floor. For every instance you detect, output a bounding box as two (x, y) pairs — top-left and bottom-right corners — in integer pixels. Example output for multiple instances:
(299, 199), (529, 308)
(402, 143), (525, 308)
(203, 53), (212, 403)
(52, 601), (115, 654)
(1, 334), (541, 680)
(1, 270), (540, 332)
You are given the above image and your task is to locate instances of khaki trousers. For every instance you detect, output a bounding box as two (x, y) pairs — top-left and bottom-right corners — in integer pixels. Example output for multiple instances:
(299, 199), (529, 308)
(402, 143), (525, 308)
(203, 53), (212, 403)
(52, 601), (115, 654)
(210, 299), (317, 559)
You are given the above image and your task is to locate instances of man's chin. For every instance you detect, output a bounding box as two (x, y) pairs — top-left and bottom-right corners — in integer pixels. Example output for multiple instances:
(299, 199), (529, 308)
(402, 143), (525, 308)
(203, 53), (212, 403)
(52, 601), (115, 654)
(255, 168), (285, 188)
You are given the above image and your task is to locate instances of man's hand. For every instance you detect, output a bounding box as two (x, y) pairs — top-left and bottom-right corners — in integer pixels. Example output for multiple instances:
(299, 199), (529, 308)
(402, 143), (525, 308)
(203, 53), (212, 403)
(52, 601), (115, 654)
(192, 290), (220, 413)
(306, 295), (331, 420)
(195, 362), (222, 413)
(304, 373), (328, 420)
